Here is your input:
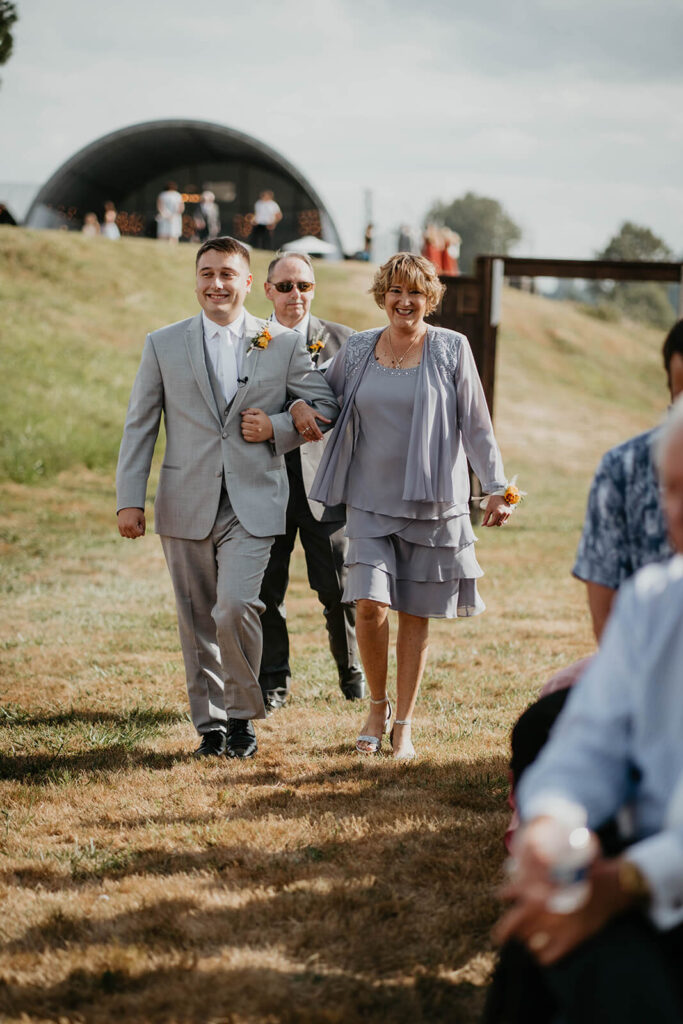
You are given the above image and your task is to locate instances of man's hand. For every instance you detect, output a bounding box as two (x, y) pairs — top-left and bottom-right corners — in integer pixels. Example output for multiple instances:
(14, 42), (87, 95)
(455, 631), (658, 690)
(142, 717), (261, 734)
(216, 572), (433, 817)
(290, 401), (331, 442)
(493, 819), (635, 965)
(482, 494), (513, 527)
(118, 507), (146, 538)
(241, 407), (274, 442)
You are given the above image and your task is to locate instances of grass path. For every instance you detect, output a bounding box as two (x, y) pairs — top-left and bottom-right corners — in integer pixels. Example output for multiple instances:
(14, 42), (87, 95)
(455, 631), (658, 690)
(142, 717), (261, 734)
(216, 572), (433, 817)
(0, 229), (670, 1021)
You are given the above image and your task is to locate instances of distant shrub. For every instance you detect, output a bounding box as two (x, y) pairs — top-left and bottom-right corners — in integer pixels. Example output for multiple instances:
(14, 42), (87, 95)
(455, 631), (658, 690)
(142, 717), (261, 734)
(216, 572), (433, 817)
(580, 301), (621, 323)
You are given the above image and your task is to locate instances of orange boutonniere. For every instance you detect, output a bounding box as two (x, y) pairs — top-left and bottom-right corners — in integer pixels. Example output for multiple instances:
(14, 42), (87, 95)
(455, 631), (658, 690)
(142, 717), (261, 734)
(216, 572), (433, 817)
(307, 328), (327, 359)
(246, 326), (272, 355)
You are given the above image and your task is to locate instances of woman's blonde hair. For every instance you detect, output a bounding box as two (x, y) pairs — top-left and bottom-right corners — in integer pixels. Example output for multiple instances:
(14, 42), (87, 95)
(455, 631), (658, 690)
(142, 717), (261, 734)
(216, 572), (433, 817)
(370, 252), (446, 314)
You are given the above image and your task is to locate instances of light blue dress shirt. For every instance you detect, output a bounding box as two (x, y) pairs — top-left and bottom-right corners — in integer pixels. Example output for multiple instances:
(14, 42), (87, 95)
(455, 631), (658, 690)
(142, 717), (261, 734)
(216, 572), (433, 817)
(518, 554), (683, 930)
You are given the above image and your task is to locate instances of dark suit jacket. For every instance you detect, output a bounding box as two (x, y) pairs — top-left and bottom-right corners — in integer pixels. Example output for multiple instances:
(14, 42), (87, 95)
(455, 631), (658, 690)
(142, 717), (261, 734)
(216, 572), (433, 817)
(293, 314), (353, 522)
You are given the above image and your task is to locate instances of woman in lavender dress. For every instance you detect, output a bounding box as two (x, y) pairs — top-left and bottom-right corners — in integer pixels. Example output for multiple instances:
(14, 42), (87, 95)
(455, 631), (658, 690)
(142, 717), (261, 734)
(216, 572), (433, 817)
(293, 253), (513, 759)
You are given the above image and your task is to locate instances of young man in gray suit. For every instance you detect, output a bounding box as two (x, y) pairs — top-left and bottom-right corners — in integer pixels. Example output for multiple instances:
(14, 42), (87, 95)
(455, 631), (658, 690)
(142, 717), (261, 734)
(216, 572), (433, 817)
(258, 252), (365, 712)
(116, 237), (339, 759)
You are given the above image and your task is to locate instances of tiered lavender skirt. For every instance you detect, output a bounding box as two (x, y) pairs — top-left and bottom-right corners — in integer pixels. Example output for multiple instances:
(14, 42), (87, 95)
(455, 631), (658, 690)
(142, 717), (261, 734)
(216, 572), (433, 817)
(343, 507), (485, 619)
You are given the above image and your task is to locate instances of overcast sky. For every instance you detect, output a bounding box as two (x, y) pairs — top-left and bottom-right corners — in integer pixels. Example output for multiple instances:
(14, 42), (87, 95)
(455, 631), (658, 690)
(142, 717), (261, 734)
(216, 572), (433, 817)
(1, 0), (682, 257)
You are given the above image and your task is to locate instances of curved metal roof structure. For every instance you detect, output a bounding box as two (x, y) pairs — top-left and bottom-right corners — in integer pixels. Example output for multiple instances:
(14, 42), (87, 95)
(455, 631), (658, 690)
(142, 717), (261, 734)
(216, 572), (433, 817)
(25, 119), (342, 252)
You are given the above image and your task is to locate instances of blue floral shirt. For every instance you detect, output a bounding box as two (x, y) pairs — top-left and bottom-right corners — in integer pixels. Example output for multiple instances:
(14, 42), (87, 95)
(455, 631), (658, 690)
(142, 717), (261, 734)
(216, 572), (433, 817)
(572, 428), (672, 589)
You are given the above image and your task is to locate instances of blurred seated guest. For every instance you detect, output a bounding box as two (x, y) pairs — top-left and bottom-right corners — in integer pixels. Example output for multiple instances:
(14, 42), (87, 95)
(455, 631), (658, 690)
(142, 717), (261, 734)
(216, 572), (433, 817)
(296, 253), (515, 760)
(82, 212), (100, 237)
(488, 396), (683, 1024)
(421, 223), (443, 272)
(156, 181), (184, 244)
(101, 201), (120, 240)
(251, 190), (282, 250)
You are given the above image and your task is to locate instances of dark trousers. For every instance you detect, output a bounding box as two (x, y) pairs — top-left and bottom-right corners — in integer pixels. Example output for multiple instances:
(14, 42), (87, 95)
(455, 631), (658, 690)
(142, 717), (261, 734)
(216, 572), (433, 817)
(251, 223), (272, 250)
(484, 917), (683, 1024)
(258, 469), (361, 699)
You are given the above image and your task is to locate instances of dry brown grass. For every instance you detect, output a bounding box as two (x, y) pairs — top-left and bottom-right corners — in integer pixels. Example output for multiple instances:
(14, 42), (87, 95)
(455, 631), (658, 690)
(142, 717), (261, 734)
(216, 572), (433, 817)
(0, 233), (671, 1022)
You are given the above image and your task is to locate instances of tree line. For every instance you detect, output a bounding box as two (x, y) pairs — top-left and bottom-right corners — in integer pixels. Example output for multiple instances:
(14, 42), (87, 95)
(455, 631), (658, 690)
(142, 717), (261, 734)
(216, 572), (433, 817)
(423, 193), (678, 329)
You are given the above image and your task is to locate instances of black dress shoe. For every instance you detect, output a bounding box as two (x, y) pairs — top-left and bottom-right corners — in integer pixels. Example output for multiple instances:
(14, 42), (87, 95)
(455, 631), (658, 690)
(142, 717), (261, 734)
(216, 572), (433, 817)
(340, 675), (367, 701)
(225, 718), (258, 759)
(192, 730), (226, 757)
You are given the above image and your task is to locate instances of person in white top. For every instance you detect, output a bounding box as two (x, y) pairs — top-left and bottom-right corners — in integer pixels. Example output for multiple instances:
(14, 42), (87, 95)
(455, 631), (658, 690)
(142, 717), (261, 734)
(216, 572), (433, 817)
(489, 395), (683, 1023)
(251, 189), (282, 250)
(101, 201), (120, 240)
(156, 182), (185, 244)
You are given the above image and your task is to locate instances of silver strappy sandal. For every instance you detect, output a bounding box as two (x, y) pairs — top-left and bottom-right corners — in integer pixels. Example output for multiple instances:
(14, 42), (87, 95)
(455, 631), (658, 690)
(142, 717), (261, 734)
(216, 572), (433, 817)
(390, 718), (416, 761)
(355, 696), (392, 755)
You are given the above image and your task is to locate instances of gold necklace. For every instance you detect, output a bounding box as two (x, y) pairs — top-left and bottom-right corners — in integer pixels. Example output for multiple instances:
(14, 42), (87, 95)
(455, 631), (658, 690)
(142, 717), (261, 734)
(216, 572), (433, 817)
(386, 327), (423, 368)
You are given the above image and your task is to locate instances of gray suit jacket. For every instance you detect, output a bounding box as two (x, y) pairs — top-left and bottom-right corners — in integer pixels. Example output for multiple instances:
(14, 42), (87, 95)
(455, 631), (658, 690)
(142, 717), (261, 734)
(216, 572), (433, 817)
(299, 315), (352, 522)
(116, 310), (340, 539)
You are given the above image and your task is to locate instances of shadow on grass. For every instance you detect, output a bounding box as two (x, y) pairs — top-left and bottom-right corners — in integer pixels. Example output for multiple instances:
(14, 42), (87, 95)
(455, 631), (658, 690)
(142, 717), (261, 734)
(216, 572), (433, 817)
(0, 746), (187, 782)
(0, 962), (487, 1023)
(0, 706), (184, 729)
(2, 757), (504, 1021)
(5, 847), (496, 1010)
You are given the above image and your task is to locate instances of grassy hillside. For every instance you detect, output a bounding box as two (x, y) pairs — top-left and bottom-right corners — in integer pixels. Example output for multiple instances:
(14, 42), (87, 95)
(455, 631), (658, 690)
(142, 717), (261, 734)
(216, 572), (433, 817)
(0, 227), (672, 1023)
(0, 228), (379, 485)
(0, 226), (666, 487)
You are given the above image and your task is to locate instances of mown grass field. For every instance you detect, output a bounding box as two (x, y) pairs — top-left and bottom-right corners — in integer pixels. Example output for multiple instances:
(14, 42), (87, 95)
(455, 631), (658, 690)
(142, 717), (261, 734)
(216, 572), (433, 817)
(0, 227), (670, 1022)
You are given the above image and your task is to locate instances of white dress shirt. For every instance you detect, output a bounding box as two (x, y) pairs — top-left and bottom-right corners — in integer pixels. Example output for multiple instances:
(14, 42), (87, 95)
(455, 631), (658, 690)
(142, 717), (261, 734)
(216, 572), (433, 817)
(272, 312), (310, 343)
(517, 554), (683, 930)
(202, 310), (245, 407)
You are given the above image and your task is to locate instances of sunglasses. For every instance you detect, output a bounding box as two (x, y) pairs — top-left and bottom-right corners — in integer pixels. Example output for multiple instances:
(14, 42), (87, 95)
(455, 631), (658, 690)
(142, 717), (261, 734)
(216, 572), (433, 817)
(271, 281), (315, 293)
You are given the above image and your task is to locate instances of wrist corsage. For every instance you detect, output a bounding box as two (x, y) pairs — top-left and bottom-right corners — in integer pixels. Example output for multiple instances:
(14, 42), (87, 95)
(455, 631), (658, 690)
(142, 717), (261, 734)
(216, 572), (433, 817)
(246, 326), (272, 355)
(477, 475), (526, 510)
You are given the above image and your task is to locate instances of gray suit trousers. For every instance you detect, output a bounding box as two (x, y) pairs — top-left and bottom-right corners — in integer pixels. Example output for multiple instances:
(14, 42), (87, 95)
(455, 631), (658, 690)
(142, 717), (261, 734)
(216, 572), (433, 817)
(161, 491), (273, 732)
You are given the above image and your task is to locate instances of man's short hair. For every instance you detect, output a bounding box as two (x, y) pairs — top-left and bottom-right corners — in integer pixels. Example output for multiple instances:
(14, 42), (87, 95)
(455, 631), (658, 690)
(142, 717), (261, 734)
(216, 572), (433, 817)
(267, 251), (314, 282)
(195, 236), (251, 268)
(663, 320), (683, 382)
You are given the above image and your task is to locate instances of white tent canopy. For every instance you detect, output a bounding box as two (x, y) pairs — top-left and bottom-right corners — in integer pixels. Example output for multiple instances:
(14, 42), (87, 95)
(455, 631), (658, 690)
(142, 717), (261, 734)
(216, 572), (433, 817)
(280, 234), (338, 255)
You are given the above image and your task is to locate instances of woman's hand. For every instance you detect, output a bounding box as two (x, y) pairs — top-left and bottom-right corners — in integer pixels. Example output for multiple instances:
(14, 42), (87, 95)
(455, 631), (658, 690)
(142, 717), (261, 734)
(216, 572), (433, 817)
(482, 494), (513, 527)
(290, 401), (331, 442)
(241, 408), (274, 442)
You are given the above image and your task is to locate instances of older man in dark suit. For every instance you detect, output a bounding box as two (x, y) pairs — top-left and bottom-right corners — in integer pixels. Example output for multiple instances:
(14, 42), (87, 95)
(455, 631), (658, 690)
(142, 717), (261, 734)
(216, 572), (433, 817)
(258, 252), (365, 711)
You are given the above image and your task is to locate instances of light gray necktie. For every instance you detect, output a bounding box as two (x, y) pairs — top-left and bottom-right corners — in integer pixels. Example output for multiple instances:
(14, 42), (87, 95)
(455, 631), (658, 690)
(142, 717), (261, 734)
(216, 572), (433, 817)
(220, 328), (238, 405)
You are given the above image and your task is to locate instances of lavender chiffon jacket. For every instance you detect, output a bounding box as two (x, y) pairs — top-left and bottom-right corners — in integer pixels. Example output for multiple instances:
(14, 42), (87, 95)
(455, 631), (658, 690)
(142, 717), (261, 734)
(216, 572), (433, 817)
(309, 326), (507, 512)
